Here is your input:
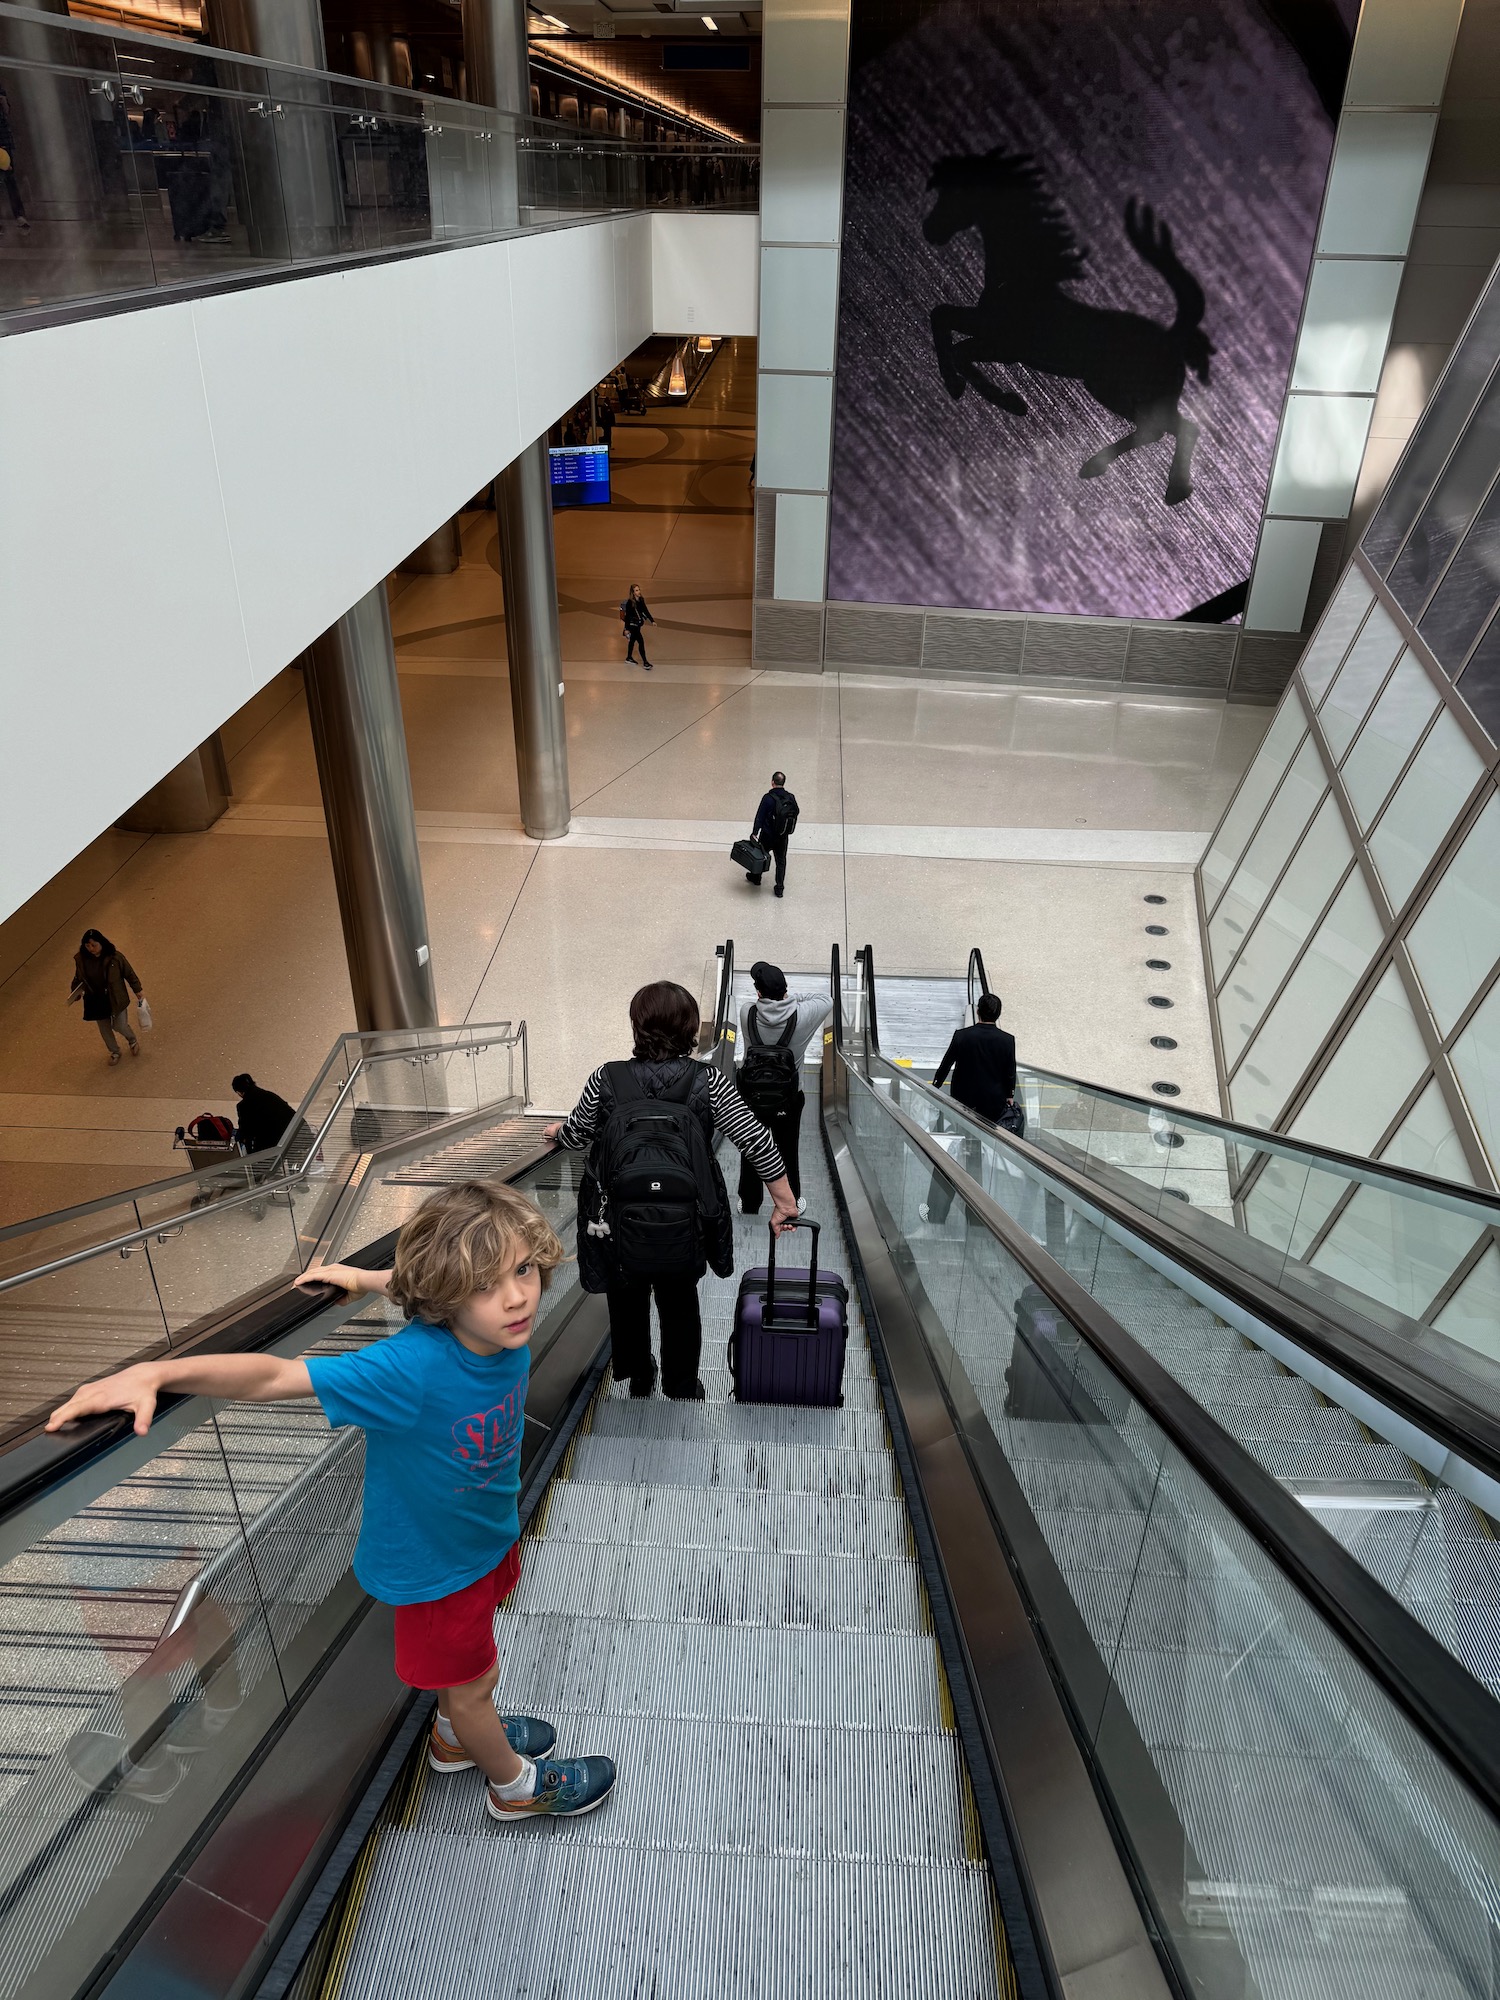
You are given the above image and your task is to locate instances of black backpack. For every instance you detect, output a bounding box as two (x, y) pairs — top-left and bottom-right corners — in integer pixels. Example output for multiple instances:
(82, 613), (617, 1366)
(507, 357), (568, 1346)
(589, 1062), (723, 1276)
(737, 1008), (800, 1120)
(769, 791), (799, 838)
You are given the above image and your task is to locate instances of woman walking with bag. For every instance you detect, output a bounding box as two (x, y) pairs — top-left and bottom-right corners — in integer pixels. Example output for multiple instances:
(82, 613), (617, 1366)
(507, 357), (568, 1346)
(620, 583), (655, 670)
(69, 929), (149, 1065)
(542, 980), (796, 1400)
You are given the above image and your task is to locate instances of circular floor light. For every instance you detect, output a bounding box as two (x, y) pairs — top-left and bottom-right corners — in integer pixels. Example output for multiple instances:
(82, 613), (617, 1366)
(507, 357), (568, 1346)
(1152, 1081), (1182, 1097)
(1144, 894), (1167, 905)
(1148, 995), (1173, 1008)
(1150, 1035), (1177, 1050)
(1146, 958), (1172, 970)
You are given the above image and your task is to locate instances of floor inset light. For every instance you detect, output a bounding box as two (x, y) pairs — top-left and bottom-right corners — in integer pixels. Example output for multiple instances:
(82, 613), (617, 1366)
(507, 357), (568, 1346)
(668, 349), (688, 396)
(702, 15), (718, 26)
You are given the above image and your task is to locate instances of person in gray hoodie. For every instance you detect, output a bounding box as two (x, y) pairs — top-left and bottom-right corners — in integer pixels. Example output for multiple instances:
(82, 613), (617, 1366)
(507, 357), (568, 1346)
(734, 960), (833, 1214)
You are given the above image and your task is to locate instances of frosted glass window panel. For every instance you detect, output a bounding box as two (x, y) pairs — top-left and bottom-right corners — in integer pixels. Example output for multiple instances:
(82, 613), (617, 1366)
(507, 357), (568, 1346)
(1388, 372), (1500, 617)
(757, 373), (834, 490)
(1268, 395), (1375, 518)
(759, 109), (845, 244)
(1208, 738), (1327, 979)
(1299, 571), (1375, 704)
(1434, 1245), (1500, 1364)
(1216, 798), (1355, 1061)
(1290, 964), (1432, 1157)
(1450, 977), (1500, 1171)
(1362, 269), (1500, 573)
(759, 247), (840, 372)
(1292, 260), (1405, 395)
(1229, 870), (1386, 1128)
(1344, 0), (1463, 107)
(774, 493), (829, 601)
(1416, 481), (1500, 674)
(1311, 1184), (1483, 1321)
(1318, 600), (1404, 758)
(1368, 707), (1486, 911)
(1406, 792), (1500, 1032)
(1286, 1165), (1357, 1261)
(1380, 1078), (1476, 1187)
(1316, 112), (1435, 257)
(1456, 614), (1500, 744)
(1341, 654), (1440, 827)
(1245, 518), (1321, 632)
(1200, 702), (1306, 911)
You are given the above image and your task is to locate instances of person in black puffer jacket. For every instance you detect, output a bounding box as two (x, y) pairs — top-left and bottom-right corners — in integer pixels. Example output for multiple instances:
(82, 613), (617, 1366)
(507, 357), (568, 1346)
(544, 981), (797, 1400)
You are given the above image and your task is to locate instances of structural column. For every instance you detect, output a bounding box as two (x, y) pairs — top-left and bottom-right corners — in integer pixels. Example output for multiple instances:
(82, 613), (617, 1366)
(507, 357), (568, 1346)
(304, 585), (438, 1032)
(461, 0), (526, 227)
(496, 440), (571, 841)
(204, 0), (345, 259)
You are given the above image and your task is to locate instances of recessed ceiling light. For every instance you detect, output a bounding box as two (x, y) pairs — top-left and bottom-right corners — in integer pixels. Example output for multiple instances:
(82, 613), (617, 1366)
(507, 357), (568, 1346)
(702, 14), (718, 24)
(541, 13), (569, 27)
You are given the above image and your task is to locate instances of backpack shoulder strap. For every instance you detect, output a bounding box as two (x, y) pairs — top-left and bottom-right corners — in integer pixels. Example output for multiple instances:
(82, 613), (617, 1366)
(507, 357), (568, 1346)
(746, 1008), (765, 1048)
(603, 1060), (643, 1107)
(774, 1014), (796, 1048)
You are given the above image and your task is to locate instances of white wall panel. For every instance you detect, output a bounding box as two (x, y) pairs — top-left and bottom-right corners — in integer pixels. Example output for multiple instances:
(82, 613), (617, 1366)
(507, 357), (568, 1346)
(762, 0), (848, 102)
(1345, 0), (1462, 107)
(774, 492), (829, 600)
(1317, 113), (1436, 256)
(0, 213), (662, 922)
(760, 246), (839, 370)
(1245, 518), (1324, 631)
(760, 109), (845, 244)
(650, 213), (759, 335)
(1268, 394), (1376, 516)
(1292, 260), (1405, 394)
(758, 372), (834, 489)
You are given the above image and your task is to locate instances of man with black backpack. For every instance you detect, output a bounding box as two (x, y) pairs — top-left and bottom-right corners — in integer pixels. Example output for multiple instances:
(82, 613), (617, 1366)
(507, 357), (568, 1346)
(735, 961), (833, 1216)
(543, 981), (796, 1400)
(746, 771), (799, 898)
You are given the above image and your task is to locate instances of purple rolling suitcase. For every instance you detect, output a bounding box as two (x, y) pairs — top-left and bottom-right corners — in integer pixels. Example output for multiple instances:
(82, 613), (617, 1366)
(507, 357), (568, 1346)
(729, 1219), (849, 1406)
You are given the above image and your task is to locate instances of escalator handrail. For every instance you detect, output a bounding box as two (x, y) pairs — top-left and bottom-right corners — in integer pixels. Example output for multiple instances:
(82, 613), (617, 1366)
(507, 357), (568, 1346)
(0, 1117), (554, 1528)
(845, 1056), (1500, 1826)
(711, 938), (736, 1047)
(858, 943), (879, 1057)
(0, 1021), (527, 1260)
(1008, 1056), (1500, 1220)
(876, 1048), (1500, 1487)
(966, 946), (990, 1020)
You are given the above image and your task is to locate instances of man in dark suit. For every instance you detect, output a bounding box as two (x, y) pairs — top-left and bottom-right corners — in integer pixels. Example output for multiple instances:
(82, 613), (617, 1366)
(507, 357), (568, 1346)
(920, 993), (1018, 1224)
(746, 771), (799, 898)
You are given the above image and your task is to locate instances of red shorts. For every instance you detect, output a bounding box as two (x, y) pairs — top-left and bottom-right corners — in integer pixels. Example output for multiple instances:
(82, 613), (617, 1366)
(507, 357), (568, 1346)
(392, 1542), (522, 1690)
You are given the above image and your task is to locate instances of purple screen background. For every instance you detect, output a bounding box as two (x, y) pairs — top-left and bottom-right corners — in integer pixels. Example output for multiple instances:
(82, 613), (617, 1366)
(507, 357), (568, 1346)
(826, 1), (1340, 620)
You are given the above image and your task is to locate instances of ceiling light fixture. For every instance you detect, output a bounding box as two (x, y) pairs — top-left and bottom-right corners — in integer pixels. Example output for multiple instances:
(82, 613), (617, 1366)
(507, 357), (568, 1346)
(702, 14), (718, 25)
(540, 12), (569, 26)
(532, 43), (744, 140)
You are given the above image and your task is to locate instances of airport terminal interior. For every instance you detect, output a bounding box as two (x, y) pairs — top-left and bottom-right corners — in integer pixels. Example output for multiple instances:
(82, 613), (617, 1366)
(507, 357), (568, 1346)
(4, 0), (1500, 1996)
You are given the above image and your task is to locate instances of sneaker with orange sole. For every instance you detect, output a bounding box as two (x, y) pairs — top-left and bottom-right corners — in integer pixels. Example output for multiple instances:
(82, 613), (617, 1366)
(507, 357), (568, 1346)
(486, 1756), (617, 1822)
(428, 1713), (555, 1772)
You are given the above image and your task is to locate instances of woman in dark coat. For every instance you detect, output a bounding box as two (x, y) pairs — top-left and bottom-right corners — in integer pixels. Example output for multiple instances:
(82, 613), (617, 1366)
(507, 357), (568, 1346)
(542, 980), (795, 1400)
(621, 583), (655, 670)
(68, 929), (145, 1063)
(232, 1073), (299, 1155)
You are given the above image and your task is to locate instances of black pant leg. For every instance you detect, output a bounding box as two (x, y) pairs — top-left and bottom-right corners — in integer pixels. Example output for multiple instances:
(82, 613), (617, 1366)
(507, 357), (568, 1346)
(777, 1093), (804, 1199)
(770, 836), (788, 889)
(605, 1276), (653, 1383)
(738, 1149), (763, 1212)
(653, 1274), (703, 1395)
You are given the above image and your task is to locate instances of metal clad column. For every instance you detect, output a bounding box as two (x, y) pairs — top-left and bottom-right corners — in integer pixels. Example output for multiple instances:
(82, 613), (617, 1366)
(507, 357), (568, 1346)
(461, 0), (526, 226)
(496, 440), (571, 841)
(305, 586), (439, 1031)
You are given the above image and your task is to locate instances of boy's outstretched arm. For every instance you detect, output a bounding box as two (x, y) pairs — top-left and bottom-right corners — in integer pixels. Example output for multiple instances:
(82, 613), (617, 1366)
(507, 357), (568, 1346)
(48, 1352), (315, 1438)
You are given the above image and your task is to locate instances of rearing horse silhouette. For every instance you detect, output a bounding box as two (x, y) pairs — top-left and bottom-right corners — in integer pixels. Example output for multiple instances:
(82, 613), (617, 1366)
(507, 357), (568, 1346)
(924, 150), (1212, 506)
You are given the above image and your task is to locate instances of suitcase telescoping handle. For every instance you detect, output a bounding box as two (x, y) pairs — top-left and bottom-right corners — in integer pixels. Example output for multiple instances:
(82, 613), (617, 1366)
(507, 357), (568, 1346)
(766, 1217), (820, 1327)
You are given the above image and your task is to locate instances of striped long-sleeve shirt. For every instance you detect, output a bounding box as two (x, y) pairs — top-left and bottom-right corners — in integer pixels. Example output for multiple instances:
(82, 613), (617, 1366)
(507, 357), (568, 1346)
(554, 1061), (785, 1182)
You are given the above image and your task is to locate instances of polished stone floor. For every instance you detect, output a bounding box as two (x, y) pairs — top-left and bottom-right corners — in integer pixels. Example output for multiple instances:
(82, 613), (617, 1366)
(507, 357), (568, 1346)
(0, 337), (1267, 1224)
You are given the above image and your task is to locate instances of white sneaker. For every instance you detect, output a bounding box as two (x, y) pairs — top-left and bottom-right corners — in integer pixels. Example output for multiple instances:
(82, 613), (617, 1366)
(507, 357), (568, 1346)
(917, 1203), (932, 1223)
(796, 1197), (807, 1214)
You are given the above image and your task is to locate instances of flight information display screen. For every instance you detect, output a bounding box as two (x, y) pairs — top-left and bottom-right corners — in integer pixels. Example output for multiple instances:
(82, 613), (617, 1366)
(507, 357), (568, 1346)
(549, 444), (611, 508)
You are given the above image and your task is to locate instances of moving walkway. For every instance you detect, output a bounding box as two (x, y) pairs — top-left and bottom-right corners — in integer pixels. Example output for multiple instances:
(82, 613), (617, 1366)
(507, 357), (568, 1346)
(0, 957), (1498, 2000)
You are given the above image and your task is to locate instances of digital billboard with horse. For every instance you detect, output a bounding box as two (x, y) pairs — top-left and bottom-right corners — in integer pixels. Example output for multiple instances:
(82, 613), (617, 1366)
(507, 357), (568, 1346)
(827, 0), (1351, 622)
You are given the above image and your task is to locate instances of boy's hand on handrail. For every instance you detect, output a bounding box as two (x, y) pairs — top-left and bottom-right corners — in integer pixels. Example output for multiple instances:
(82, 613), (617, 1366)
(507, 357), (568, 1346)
(47, 1362), (166, 1437)
(294, 1263), (391, 1297)
(542, 1121), (564, 1143)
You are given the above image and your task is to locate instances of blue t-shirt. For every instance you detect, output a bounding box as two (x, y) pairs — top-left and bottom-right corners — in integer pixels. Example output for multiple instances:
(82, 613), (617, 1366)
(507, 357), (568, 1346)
(305, 1322), (529, 1606)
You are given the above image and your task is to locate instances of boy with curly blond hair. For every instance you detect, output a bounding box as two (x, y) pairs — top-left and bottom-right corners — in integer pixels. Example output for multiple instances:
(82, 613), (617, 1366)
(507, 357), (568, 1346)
(49, 1180), (615, 1824)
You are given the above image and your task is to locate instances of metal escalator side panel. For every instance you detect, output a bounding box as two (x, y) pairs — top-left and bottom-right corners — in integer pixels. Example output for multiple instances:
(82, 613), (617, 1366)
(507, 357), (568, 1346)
(837, 1057), (1500, 2000)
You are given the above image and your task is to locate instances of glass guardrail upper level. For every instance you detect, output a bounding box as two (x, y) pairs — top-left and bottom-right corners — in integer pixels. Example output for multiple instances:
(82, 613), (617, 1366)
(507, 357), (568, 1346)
(0, 2), (757, 322)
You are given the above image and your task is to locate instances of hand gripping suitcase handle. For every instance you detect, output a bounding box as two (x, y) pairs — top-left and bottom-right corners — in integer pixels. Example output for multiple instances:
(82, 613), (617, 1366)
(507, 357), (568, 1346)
(766, 1216), (820, 1326)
